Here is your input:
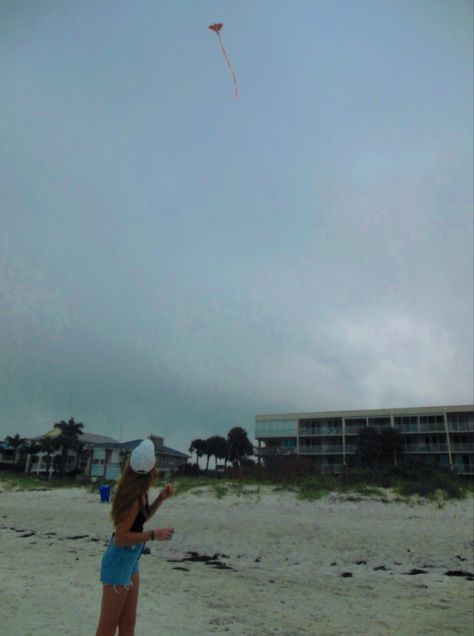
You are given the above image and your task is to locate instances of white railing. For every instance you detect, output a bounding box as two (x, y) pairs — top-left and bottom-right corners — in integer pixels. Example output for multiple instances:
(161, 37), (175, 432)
(450, 443), (474, 452)
(299, 445), (344, 454)
(300, 445), (357, 454)
(448, 423), (474, 432)
(299, 428), (343, 436)
(256, 447), (296, 456)
(404, 442), (474, 453)
(396, 424), (445, 433)
(403, 443), (449, 453)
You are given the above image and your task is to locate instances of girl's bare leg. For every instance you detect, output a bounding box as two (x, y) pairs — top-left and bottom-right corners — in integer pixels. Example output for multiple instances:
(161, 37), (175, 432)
(95, 584), (130, 636)
(118, 573), (140, 636)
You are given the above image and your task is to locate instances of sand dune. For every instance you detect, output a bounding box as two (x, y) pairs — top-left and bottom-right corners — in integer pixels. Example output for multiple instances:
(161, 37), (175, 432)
(0, 484), (472, 635)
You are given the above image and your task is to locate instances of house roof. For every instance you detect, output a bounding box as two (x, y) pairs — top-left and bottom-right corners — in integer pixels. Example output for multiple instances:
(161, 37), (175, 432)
(79, 432), (120, 445)
(0, 440), (29, 449)
(93, 439), (189, 458)
(159, 445), (189, 459)
(29, 430), (119, 445)
(26, 430), (189, 458)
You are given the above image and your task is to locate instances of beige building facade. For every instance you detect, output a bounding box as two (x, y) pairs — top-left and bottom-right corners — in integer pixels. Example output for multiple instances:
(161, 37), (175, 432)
(255, 404), (474, 475)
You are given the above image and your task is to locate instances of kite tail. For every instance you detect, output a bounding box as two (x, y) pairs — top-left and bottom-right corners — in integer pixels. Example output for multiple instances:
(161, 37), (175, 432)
(217, 33), (239, 98)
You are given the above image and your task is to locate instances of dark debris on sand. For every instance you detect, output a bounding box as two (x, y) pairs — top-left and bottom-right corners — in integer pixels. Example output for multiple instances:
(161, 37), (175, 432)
(167, 551), (235, 571)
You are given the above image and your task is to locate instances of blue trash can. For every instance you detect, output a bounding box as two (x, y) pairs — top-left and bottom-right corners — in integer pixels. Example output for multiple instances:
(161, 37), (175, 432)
(99, 485), (111, 503)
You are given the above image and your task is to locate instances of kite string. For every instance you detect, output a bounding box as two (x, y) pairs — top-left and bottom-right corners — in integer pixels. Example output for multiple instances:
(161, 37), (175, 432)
(217, 32), (239, 98)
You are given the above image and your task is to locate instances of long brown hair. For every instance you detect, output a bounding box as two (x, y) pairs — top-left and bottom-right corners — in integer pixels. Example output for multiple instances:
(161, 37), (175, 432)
(111, 461), (157, 525)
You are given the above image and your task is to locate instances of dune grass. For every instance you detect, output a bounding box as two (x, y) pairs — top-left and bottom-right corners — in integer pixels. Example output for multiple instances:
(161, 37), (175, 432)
(171, 477), (264, 499)
(2, 468), (471, 504)
(0, 471), (77, 491)
(295, 468), (472, 502)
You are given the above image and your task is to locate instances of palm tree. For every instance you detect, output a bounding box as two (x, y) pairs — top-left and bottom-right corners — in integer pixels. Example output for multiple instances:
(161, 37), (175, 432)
(26, 441), (41, 474)
(356, 427), (403, 468)
(53, 418), (84, 476)
(206, 435), (228, 470)
(202, 438), (213, 471)
(380, 428), (403, 466)
(214, 436), (229, 469)
(227, 427), (253, 468)
(6, 434), (28, 465)
(355, 427), (382, 468)
(189, 438), (206, 466)
(40, 436), (58, 471)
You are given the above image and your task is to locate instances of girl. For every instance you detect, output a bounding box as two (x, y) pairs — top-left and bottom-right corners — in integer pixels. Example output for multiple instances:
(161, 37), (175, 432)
(95, 439), (174, 636)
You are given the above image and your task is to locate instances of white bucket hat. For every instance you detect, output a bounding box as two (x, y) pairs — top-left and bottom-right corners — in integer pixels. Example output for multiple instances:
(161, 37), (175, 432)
(130, 439), (156, 474)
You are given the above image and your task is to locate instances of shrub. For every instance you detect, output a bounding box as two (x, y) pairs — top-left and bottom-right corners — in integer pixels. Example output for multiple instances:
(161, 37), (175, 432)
(396, 471), (465, 499)
(264, 456), (315, 482)
(0, 462), (24, 473)
(297, 474), (338, 500)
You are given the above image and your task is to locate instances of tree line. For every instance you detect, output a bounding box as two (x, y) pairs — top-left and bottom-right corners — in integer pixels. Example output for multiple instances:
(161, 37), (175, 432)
(2, 418), (85, 476)
(3, 419), (407, 477)
(189, 427), (254, 470)
(3, 420), (255, 477)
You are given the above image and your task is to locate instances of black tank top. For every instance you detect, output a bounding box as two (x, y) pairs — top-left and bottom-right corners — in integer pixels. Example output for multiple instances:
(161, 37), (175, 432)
(129, 495), (150, 533)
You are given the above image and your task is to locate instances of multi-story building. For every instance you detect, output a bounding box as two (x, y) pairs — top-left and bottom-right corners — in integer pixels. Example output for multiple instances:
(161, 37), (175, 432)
(255, 404), (474, 475)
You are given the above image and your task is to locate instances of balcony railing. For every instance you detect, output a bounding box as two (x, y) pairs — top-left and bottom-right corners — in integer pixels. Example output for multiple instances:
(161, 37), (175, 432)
(299, 445), (344, 454)
(403, 443), (448, 453)
(299, 428), (343, 436)
(299, 445), (358, 455)
(451, 443), (474, 452)
(403, 442), (474, 453)
(396, 424), (446, 433)
(448, 423), (474, 432)
(256, 447), (296, 456)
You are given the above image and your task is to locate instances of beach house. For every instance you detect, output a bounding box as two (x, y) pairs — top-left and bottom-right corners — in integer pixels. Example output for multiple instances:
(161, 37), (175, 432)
(90, 435), (189, 481)
(255, 404), (474, 475)
(23, 428), (189, 479)
(26, 428), (120, 476)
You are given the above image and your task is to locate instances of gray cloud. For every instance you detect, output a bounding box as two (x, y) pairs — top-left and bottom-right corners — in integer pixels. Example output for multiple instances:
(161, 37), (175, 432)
(1, 1), (472, 450)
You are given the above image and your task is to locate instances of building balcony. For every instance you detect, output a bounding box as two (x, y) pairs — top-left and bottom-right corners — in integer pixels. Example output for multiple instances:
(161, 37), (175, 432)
(256, 447), (297, 456)
(448, 423), (474, 432)
(451, 443), (474, 452)
(396, 424), (446, 433)
(299, 429), (343, 437)
(299, 445), (343, 454)
(403, 443), (449, 453)
(299, 445), (357, 455)
(403, 442), (474, 453)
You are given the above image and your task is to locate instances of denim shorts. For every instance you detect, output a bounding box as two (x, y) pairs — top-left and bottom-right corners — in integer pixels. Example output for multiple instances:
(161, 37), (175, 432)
(100, 536), (145, 587)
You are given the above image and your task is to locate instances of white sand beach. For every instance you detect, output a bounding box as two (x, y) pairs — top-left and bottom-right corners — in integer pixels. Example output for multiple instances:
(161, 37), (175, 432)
(0, 484), (473, 636)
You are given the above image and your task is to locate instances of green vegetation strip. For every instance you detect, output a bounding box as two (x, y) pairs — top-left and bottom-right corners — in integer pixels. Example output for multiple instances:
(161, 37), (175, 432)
(0, 471), (77, 491)
(1, 469), (472, 503)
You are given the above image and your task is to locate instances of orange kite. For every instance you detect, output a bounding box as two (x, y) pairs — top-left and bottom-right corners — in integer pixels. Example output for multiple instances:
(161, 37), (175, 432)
(208, 23), (239, 98)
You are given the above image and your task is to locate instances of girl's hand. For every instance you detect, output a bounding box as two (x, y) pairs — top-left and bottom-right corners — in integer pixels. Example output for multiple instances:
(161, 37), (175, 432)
(160, 484), (174, 500)
(155, 527), (174, 541)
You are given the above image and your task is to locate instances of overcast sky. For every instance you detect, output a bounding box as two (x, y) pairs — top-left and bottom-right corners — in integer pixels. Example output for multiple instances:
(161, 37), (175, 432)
(1, 0), (472, 453)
